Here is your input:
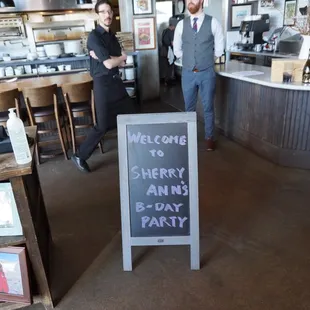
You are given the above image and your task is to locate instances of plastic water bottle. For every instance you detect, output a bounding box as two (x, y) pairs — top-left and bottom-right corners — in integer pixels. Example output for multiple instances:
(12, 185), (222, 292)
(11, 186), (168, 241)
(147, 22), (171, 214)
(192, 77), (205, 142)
(6, 108), (32, 165)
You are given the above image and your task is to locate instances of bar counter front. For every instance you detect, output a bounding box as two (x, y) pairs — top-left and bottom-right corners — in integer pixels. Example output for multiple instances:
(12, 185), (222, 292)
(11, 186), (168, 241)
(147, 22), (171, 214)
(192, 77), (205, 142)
(214, 61), (310, 170)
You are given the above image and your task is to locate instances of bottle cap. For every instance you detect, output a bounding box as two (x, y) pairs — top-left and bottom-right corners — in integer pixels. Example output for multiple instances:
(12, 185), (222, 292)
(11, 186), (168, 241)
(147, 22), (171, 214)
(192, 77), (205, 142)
(8, 108), (17, 117)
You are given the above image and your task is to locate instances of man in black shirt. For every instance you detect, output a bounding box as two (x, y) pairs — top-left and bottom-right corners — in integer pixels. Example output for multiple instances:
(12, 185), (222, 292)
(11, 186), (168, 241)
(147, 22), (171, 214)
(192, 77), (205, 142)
(71, 0), (130, 173)
(160, 17), (178, 86)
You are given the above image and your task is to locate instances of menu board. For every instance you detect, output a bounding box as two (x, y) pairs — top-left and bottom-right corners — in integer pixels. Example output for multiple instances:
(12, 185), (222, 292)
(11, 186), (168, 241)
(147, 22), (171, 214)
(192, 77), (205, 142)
(117, 112), (199, 271)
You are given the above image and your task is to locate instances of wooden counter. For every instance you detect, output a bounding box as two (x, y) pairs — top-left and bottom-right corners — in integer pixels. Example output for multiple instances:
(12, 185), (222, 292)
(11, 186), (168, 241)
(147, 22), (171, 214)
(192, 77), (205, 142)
(214, 62), (310, 170)
(0, 126), (54, 309)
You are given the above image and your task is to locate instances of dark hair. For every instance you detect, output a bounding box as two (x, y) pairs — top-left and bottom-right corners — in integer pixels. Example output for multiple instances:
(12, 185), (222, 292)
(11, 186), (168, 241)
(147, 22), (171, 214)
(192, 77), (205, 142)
(95, 0), (113, 14)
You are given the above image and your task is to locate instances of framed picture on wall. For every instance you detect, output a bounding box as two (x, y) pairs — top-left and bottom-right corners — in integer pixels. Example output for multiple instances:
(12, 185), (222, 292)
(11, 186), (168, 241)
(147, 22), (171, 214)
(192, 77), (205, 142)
(0, 182), (23, 237)
(283, 0), (297, 26)
(231, 3), (253, 29)
(133, 17), (156, 50)
(132, 0), (153, 15)
(0, 247), (31, 305)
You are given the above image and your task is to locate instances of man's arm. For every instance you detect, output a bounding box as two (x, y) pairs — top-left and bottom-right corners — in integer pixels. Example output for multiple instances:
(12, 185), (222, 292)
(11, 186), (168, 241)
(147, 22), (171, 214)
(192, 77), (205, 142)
(173, 21), (183, 59)
(104, 52), (127, 69)
(212, 18), (224, 58)
(87, 32), (126, 69)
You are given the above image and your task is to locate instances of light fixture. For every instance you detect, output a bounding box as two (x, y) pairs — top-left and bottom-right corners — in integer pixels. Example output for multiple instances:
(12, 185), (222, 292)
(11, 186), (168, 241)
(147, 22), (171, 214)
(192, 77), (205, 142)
(77, 0), (92, 4)
(0, 0), (15, 8)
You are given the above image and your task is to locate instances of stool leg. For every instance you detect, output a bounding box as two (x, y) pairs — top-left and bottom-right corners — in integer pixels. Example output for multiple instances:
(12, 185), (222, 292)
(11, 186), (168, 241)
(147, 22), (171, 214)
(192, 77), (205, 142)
(99, 140), (104, 153)
(55, 112), (68, 160)
(35, 143), (41, 165)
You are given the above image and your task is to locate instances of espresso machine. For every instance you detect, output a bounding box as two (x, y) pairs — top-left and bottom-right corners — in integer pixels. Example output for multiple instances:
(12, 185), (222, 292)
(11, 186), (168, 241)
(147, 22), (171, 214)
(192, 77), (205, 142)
(237, 14), (270, 50)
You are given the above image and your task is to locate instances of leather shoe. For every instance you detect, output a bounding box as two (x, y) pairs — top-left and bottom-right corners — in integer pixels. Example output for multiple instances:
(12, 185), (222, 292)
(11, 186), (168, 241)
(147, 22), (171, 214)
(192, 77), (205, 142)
(71, 154), (91, 173)
(206, 138), (215, 151)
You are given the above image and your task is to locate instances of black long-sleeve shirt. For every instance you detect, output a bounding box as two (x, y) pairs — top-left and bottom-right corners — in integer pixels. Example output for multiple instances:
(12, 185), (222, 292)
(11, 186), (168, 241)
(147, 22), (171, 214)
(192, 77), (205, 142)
(87, 25), (121, 78)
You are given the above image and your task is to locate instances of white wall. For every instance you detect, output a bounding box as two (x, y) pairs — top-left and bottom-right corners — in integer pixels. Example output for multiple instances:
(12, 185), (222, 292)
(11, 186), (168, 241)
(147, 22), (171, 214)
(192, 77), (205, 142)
(204, 0), (224, 24)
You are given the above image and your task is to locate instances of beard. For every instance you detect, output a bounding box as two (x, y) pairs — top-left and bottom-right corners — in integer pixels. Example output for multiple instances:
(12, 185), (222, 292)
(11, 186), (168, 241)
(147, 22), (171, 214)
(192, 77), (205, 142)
(187, 2), (201, 14)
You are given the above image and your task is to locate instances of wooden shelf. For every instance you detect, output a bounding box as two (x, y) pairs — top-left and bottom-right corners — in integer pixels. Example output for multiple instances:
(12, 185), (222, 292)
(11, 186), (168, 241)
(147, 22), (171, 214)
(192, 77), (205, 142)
(36, 38), (82, 45)
(38, 68), (88, 76)
(0, 235), (26, 247)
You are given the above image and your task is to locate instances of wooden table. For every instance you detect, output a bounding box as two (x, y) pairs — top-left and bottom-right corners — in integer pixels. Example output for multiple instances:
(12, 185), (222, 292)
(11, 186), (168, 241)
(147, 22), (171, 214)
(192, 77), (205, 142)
(0, 72), (92, 92)
(0, 126), (54, 309)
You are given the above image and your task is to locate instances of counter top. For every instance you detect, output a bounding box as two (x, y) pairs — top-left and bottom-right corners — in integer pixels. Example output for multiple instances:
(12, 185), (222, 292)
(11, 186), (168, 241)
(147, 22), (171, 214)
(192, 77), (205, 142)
(227, 49), (299, 59)
(0, 126), (36, 181)
(174, 60), (309, 91)
(216, 61), (310, 91)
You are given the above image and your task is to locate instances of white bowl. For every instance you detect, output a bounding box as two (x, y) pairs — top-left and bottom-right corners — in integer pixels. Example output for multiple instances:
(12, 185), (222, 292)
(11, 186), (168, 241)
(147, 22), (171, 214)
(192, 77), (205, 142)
(126, 87), (135, 97)
(125, 68), (135, 80)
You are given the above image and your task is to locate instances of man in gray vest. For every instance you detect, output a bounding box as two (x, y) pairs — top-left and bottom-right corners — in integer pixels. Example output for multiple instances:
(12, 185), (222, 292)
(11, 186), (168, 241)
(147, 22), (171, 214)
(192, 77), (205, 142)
(173, 0), (224, 151)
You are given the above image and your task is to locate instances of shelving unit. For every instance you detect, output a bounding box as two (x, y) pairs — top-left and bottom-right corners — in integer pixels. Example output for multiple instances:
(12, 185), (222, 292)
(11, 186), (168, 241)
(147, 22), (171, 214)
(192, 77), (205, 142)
(0, 52), (141, 105)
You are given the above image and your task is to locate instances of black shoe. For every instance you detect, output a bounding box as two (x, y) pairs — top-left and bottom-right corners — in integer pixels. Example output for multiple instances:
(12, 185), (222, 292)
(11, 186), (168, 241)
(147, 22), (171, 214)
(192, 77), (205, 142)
(71, 154), (91, 173)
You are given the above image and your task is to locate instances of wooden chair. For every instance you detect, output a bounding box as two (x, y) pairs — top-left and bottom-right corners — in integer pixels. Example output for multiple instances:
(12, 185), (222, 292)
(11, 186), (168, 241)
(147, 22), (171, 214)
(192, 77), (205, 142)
(22, 84), (68, 164)
(0, 88), (21, 127)
(61, 80), (104, 154)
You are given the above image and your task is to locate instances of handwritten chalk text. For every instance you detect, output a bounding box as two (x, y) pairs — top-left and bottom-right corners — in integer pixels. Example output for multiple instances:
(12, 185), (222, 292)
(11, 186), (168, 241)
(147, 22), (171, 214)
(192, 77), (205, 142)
(141, 216), (188, 228)
(128, 131), (187, 146)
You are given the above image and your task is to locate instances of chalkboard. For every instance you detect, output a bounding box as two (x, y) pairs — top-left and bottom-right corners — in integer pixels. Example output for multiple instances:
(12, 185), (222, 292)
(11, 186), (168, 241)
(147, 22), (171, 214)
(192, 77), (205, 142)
(118, 112), (199, 271)
(127, 123), (190, 237)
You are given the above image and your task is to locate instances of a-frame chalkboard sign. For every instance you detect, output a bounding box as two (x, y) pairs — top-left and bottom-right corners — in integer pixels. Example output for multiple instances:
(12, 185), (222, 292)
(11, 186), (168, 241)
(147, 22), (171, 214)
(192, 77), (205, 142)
(117, 112), (199, 271)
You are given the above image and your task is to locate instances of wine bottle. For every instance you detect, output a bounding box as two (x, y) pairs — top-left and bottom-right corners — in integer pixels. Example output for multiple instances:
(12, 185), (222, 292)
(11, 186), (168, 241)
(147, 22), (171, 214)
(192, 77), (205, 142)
(302, 49), (310, 84)
(220, 49), (226, 64)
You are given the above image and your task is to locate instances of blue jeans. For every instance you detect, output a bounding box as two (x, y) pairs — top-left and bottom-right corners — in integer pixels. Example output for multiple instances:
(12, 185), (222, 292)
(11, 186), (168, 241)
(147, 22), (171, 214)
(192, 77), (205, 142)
(181, 67), (216, 139)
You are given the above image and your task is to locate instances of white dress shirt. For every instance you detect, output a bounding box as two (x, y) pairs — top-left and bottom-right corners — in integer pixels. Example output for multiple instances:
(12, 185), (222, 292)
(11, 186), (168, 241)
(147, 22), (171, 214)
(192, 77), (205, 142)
(173, 12), (224, 59)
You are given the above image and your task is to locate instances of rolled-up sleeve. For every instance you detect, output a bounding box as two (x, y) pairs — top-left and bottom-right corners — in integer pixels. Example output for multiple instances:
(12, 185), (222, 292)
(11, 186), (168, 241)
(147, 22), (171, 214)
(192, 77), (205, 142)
(87, 31), (110, 62)
(212, 18), (224, 58)
(173, 21), (183, 59)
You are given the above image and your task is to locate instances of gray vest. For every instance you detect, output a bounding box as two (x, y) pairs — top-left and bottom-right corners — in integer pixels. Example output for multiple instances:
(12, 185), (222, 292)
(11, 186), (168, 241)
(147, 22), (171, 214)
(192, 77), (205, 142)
(182, 15), (214, 71)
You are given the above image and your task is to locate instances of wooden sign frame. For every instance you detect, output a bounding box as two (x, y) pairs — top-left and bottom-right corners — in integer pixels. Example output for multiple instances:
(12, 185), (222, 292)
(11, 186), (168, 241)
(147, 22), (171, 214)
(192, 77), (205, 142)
(117, 112), (199, 271)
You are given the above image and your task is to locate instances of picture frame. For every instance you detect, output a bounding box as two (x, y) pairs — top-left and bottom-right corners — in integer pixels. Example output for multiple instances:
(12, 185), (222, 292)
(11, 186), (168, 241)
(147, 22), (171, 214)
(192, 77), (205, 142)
(0, 247), (31, 305)
(133, 17), (156, 50)
(132, 0), (153, 15)
(231, 3), (253, 29)
(284, 0), (297, 26)
(0, 182), (23, 237)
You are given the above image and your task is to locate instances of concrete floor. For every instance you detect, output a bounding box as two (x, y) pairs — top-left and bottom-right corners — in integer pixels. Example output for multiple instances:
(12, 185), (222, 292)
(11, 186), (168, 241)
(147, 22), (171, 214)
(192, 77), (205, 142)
(7, 96), (310, 309)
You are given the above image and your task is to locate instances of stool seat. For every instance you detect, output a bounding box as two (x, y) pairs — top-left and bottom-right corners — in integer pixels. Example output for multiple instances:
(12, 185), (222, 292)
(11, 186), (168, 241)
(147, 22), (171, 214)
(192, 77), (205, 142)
(71, 103), (91, 113)
(33, 107), (54, 117)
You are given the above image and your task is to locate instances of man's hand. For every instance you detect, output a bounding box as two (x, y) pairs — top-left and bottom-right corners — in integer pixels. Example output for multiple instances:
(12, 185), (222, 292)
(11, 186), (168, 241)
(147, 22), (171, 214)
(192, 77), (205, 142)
(90, 50), (99, 60)
(121, 51), (127, 62)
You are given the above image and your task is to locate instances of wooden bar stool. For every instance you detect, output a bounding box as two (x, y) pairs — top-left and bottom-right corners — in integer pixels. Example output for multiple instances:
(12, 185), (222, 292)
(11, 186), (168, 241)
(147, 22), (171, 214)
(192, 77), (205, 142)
(0, 88), (21, 127)
(22, 84), (68, 164)
(61, 80), (104, 154)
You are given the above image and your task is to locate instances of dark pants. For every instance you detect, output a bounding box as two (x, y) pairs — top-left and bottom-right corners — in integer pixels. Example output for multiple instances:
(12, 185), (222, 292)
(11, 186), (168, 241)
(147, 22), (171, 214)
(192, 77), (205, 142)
(78, 74), (131, 161)
(160, 56), (174, 82)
